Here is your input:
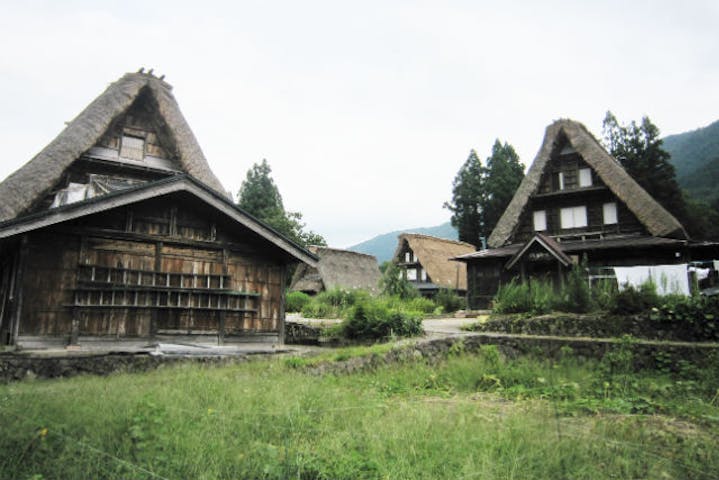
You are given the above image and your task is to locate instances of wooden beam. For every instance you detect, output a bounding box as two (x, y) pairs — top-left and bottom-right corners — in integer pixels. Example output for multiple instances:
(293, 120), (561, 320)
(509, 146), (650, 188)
(10, 235), (28, 346)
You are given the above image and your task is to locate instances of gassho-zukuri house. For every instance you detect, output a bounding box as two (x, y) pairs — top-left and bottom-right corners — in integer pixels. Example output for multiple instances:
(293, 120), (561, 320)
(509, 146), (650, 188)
(0, 71), (316, 348)
(289, 246), (381, 295)
(454, 119), (719, 309)
(394, 233), (475, 297)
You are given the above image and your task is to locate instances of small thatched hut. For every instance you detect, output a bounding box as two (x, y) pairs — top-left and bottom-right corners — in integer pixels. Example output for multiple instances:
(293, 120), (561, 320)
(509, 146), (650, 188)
(454, 119), (712, 309)
(289, 246), (381, 295)
(393, 233), (475, 297)
(0, 71), (316, 348)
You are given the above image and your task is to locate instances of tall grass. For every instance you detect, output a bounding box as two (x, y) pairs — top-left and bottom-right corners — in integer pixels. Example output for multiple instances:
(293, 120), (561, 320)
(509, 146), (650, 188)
(1, 349), (717, 479)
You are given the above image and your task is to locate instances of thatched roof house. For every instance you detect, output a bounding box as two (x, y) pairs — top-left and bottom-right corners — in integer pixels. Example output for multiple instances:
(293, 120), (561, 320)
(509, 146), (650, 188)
(0, 71), (315, 348)
(393, 233), (474, 295)
(455, 118), (700, 309)
(290, 246), (381, 294)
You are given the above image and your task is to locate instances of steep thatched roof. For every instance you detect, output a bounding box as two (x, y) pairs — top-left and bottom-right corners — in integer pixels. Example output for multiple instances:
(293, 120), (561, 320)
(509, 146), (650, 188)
(0, 72), (226, 222)
(394, 234), (475, 290)
(488, 119), (687, 248)
(289, 246), (381, 294)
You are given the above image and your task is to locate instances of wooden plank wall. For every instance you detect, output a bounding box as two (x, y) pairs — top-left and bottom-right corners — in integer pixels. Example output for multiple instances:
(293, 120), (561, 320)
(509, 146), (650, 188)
(16, 199), (289, 339)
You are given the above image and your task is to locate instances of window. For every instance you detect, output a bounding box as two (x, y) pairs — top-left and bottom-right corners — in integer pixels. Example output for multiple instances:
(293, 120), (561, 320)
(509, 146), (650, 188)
(533, 210), (547, 231)
(421, 268), (428, 282)
(558, 172), (565, 190)
(560, 206), (587, 229)
(407, 268), (417, 281)
(603, 202), (618, 224)
(579, 168), (592, 187)
(405, 252), (411, 263)
(120, 135), (145, 161)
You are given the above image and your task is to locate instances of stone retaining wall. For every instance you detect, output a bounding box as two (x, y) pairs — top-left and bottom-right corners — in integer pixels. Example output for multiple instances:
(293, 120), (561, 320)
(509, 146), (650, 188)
(0, 353), (248, 383)
(307, 333), (719, 375)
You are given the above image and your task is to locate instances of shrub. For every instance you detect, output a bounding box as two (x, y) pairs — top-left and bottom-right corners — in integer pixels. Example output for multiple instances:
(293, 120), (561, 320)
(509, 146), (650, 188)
(301, 301), (335, 319)
(434, 288), (466, 313)
(379, 263), (419, 299)
(406, 296), (437, 314)
(612, 279), (659, 315)
(591, 279), (617, 312)
(528, 279), (555, 315)
(285, 291), (311, 312)
(560, 263), (592, 313)
(493, 279), (531, 314)
(341, 300), (423, 340)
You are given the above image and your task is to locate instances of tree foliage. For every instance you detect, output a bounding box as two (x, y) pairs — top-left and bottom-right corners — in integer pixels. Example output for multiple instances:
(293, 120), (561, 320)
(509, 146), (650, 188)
(601, 112), (688, 224)
(236, 159), (326, 248)
(602, 112), (719, 240)
(444, 141), (524, 247)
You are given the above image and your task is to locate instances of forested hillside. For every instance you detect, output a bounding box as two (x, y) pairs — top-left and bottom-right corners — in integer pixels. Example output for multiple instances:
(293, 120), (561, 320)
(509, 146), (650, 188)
(664, 119), (719, 204)
(348, 222), (457, 263)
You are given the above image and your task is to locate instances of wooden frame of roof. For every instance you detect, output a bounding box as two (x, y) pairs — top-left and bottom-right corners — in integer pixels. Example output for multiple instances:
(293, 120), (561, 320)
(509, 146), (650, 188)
(0, 174), (317, 267)
(505, 233), (572, 271)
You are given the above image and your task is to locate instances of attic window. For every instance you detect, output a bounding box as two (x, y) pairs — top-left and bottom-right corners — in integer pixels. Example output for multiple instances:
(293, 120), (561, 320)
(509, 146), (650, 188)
(558, 172), (565, 190)
(407, 268), (417, 281)
(120, 135), (145, 161)
(578, 168), (592, 187)
(560, 144), (576, 155)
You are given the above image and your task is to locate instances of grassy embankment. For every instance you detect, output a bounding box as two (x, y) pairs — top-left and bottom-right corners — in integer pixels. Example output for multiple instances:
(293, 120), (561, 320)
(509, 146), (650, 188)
(1, 344), (718, 479)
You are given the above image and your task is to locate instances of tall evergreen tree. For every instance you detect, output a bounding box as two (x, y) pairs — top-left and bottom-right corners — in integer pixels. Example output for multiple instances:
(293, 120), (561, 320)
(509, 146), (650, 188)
(237, 159), (326, 248)
(602, 112), (688, 224)
(444, 142), (524, 247)
(484, 140), (525, 237)
(444, 150), (485, 246)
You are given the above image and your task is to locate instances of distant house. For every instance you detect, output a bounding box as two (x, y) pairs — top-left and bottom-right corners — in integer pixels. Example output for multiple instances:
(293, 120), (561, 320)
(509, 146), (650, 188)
(393, 233), (475, 297)
(0, 71), (316, 348)
(289, 246), (381, 295)
(454, 119), (718, 309)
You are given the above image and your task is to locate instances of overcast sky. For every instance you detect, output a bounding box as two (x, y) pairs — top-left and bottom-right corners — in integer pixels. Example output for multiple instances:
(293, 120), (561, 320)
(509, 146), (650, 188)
(1, 1), (718, 247)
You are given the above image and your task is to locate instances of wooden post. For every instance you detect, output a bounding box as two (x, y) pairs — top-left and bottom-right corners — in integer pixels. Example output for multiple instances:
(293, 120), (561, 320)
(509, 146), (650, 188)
(69, 308), (80, 346)
(10, 235), (29, 346)
(278, 265), (287, 345)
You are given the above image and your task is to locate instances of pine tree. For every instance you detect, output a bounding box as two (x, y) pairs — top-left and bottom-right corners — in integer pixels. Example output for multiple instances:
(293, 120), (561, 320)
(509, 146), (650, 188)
(444, 150), (485, 246)
(237, 159), (326, 248)
(484, 140), (525, 238)
(444, 143), (524, 247)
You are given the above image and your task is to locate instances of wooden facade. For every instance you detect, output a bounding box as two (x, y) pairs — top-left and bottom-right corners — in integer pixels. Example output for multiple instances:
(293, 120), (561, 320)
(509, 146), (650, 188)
(0, 72), (315, 347)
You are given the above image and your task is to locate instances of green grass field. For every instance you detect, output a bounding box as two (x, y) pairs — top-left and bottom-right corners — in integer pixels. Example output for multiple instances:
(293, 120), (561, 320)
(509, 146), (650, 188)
(1, 345), (718, 479)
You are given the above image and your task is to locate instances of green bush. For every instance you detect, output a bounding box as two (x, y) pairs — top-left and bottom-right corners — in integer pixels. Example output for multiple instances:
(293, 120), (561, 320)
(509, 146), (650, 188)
(406, 296), (437, 314)
(494, 278), (556, 315)
(612, 279), (659, 314)
(434, 288), (466, 313)
(528, 279), (555, 315)
(341, 300), (424, 340)
(379, 263), (419, 299)
(559, 263), (592, 313)
(285, 291), (311, 312)
(301, 301), (335, 319)
(493, 279), (531, 314)
(591, 279), (618, 311)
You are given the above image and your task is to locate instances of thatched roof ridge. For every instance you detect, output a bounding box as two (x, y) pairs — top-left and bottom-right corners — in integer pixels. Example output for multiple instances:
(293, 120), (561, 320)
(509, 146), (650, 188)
(394, 233), (475, 290)
(487, 119), (687, 248)
(0, 72), (226, 222)
(289, 246), (381, 293)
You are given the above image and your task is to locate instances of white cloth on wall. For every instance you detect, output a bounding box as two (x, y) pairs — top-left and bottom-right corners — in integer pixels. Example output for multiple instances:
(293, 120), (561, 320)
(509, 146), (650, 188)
(613, 264), (690, 296)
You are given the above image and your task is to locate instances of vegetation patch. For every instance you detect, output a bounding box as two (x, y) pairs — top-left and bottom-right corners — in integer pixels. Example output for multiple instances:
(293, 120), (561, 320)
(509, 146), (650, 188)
(1, 345), (717, 479)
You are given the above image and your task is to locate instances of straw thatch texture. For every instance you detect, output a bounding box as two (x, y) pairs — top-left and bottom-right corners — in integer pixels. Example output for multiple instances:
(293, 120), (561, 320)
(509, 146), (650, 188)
(0, 72), (226, 222)
(487, 119), (687, 248)
(394, 234), (475, 290)
(289, 246), (381, 294)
